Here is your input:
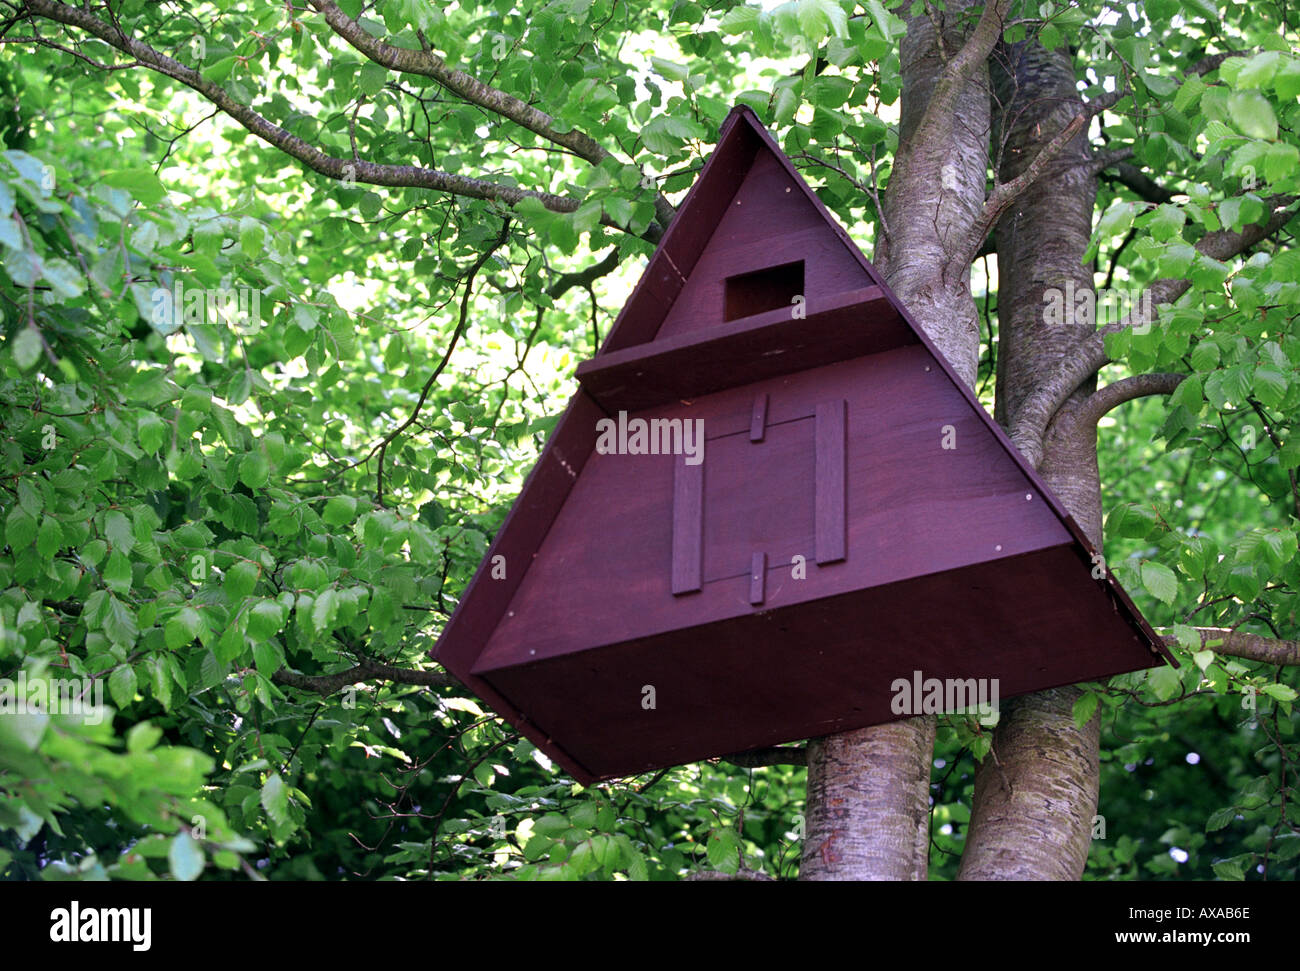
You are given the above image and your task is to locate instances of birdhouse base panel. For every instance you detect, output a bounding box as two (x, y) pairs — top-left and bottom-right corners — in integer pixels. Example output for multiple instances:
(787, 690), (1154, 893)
(475, 542), (1162, 783)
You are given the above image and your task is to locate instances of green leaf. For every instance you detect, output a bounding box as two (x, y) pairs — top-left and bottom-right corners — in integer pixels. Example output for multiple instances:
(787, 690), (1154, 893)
(1090, 200), (1138, 257)
(293, 303), (319, 331)
(1106, 502), (1159, 539)
(169, 831), (205, 881)
(0, 711), (48, 752)
(108, 663), (137, 708)
(199, 650), (223, 689)
(238, 216), (265, 259)
(1168, 374), (1203, 412)
(204, 56), (238, 83)
(103, 550), (132, 594)
(261, 773), (290, 825)
(1142, 204), (1185, 241)
(1072, 691), (1099, 729)
(1174, 74), (1206, 112)
(36, 517), (63, 559)
(1227, 91), (1278, 140)
(1253, 366), (1288, 408)
(101, 168), (167, 205)
(41, 257), (85, 299)
(165, 606), (204, 650)
(322, 495), (358, 526)
(137, 412), (168, 454)
(1141, 561), (1178, 604)
(1205, 807), (1236, 832)
(717, 6), (760, 33)
(640, 114), (705, 155)
(252, 638), (283, 676)
(796, 0), (848, 42)
(1276, 57), (1300, 100)
(311, 587), (338, 634)
(6, 507), (37, 550)
(104, 595), (139, 647)
(706, 828), (742, 873)
(104, 510), (134, 552)
(1211, 858), (1246, 880)
(1261, 683), (1298, 702)
(224, 560), (260, 601)
(1148, 665), (1182, 701)
(247, 600), (283, 641)
(11, 326), (42, 370)
(649, 56), (689, 83)
(1235, 51), (1282, 89)
(357, 61), (389, 96)
(1190, 341), (1220, 371)
(239, 453), (270, 489)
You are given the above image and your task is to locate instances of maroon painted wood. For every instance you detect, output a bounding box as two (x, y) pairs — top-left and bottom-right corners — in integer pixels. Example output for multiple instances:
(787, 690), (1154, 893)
(671, 458), (703, 596)
(575, 285), (909, 413)
(749, 393), (768, 443)
(432, 105), (1175, 785)
(749, 552), (767, 606)
(815, 399), (847, 565)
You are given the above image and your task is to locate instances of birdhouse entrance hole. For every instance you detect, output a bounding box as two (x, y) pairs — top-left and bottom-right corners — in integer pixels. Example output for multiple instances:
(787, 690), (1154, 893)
(723, 259), (804, 321)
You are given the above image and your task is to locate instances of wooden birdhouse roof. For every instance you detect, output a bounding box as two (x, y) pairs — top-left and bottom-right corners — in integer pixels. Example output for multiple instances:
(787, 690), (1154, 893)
(432, 105), (1174, 785)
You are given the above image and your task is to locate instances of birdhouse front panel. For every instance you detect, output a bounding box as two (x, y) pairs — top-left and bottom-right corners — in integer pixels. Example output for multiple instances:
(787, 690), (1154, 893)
(433, 105), (1174, 785)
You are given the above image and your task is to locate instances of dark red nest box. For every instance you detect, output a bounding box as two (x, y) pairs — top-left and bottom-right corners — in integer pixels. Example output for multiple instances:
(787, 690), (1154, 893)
(433, 105), (1174, 785)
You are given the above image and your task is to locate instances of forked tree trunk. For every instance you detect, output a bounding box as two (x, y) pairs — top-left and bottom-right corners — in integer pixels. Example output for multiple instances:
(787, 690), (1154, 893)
(958, 41), (1104, 881)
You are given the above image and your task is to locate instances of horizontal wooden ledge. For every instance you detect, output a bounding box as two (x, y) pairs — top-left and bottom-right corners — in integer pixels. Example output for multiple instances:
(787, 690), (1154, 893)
(576, 286), (913, 413)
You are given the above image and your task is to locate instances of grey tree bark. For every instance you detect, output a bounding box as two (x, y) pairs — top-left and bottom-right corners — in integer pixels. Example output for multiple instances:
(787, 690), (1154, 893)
(801, 0), (1006, 881)
(957, 41), (1104, 881)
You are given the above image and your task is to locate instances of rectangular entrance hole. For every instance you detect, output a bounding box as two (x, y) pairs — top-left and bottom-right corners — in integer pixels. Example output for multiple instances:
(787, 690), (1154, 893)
(723, 260), (805, 321)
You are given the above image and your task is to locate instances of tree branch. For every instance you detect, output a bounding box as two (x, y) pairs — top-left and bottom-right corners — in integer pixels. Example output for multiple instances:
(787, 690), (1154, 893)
(1096, 155), (1176, 205)
(1164, 628), (1300, 667)
(973, 86), (1130, 261)
(547, 247), (620, 299)
(272, 660), (457, 694)
(721, 745), (808, 768)
(306, 0), (675, 235)
(971, 111), (1087, 259)
(1191, 50), (1249, 76)
(1069, 372), (1186, 431)
(940, 0), (1013, 92)
(19, 0), (652, 239)
(1009, 195), (1298, 465)
(375, 217), (511, 505)
(911, 0), (1012, 152)
(685, 867), (776, 881)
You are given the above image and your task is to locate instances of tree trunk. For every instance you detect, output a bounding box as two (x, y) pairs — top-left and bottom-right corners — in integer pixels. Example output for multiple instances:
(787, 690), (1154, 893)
(802, 1), (1001, 880)
(958, 41), (1103, 881)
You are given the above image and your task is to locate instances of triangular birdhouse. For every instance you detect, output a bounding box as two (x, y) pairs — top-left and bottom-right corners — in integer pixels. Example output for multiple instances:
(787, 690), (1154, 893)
(433, 105), (1173, 785)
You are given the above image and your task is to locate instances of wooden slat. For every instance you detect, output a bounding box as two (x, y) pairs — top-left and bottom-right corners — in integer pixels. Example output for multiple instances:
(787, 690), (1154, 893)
(671, 458), (704, 595)
(749, 393), (768, 442)
(749, 552), (767, 605)
(576, 286), (910, 413)
(815, 399), (846, 564)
